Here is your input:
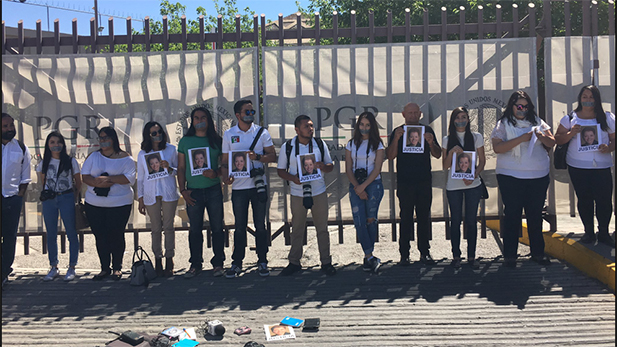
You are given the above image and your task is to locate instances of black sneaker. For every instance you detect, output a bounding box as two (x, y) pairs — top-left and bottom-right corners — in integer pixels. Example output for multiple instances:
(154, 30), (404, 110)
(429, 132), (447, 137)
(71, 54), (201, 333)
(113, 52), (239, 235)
(280, 263), (302, 276)
(504, 258), (517, 268)
(184, 267), (202, 279)
(226, 264), (242, 279)
(398, 257), (411, 266)
(321, 263), (336, 276)
(362, 258), (372, 272)
(451, 258), (462, 269)
(530, 255), (551, 265)
(420, 253), (436, 265)
(597, 232), (615, 248)
(467, 258), (480, 269)
(580, 233), (596, 244)
(369, 257), (381, 273)
(258, 263), (270, 277)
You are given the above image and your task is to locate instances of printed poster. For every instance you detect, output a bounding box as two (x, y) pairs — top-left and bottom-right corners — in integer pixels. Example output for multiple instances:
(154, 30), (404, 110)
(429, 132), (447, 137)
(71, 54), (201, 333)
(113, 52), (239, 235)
(229, 151), (251, 178)
(142, 151), (170, 181)
(297, 153), (322, 183)
(451, 151), (476, 180)
(577, 124), (602, 152)
(264, 324), (296, 341)
(403, 125), (424, 153)
(188, 147), (211, 176)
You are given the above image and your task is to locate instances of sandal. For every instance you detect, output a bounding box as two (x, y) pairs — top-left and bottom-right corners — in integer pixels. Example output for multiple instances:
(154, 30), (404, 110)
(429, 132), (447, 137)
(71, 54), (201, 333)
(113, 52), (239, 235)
(111, 270), (122, 281)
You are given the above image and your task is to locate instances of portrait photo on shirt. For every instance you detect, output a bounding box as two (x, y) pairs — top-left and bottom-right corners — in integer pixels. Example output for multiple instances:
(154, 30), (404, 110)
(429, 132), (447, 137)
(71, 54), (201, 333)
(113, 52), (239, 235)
(229, 151), (251, 178)
(451, 151), (476, 180)
(403, 125), (425, 153)
(188, 147), (210, 176)
(297, 153), (322, 183)
(142, 151), (169, 181)
(264, 324), (296, 341)
(577, 124), (601, 152)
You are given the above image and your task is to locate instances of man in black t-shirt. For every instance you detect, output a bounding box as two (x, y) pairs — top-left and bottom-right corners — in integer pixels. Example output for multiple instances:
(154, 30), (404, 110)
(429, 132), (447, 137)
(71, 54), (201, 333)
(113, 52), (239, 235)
(386, 102), (441, 265)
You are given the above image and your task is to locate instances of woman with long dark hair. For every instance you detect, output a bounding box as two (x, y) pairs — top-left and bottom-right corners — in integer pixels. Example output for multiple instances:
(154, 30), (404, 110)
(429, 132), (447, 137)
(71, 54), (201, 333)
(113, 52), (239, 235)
(554, 85), (615, 246)
(491, 91), (555, 268)
(177, 107), (225, 278)
(137, 121), (179, 277)
(345, 111), (385, 273)
(82, 127), (136, 281)
(442, 107), (485, 269)
(36, 132), (82, 281)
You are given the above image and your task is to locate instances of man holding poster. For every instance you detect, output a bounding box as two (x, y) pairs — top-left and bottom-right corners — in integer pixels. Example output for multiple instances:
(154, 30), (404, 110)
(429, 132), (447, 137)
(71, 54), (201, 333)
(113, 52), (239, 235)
(277, 115), (336, 276)
(221, 99), (276, 278)
(386, 102), (441, 266)
(177, 107), (225, 279)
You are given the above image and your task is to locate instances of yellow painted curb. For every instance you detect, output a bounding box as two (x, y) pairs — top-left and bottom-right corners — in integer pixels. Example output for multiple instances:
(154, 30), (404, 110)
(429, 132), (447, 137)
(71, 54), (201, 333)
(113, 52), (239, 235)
(486, 219), (615, 293)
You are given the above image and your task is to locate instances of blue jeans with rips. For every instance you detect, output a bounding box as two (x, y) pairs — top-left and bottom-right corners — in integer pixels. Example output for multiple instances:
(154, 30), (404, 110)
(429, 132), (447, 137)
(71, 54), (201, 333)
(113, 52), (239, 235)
(186, 184), (225, 269)
(42, 191), (79, 267)
(349, 180), (384, 256)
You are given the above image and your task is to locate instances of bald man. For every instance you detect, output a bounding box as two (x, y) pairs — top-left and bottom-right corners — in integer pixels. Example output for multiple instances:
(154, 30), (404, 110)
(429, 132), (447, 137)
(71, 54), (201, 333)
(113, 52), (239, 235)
(386, 103), (441, 266)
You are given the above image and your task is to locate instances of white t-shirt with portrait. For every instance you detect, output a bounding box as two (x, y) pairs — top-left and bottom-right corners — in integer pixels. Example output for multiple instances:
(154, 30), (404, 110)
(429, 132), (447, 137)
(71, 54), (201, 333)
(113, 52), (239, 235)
(277, 137), (332, 197)
(223, 123), (274, 190)
(560, 111), (616, 169)
(345, 139), (385, 181)
(442, 131), (483, 191)
(36, 157), (80, 193)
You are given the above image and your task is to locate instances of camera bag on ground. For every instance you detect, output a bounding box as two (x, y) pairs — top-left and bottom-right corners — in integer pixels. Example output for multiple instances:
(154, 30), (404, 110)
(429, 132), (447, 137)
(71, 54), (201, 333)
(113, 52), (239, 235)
(130, 246), (157, 286)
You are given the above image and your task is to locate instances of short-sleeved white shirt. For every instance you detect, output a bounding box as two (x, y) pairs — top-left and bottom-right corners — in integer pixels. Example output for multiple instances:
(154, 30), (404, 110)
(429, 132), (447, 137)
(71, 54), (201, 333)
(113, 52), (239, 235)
(560, 111), (616, 169)
(345, 139), (385, 181)
(81, 151), (136, 207)
(223, 123), (274, 190)
(442, 131), (483, 191)
(491, 118), (551, 179)
(36, 157), (80, 192)
(277, 137), (332, 197)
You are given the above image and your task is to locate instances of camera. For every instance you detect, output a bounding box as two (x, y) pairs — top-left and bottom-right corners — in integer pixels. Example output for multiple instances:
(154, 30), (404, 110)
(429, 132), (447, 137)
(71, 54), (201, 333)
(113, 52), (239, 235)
(302, 183), (313, 209)
(250, 167), (267, 202)
(206, 320), (226, 336)
(39, 189), (56, 202)
(354, 168), (368, 184)
(93, 172), (110, 197)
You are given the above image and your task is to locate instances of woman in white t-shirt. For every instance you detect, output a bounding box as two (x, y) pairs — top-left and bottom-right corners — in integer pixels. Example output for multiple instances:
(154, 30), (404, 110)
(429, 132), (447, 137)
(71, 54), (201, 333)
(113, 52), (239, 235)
(491, 90), (555, 268)
(82, 127), (136, 281)
(442, 107), (485, 269)
(554, 85), (616, 246)
(36, 132), (82, 282)
(137, 121), (179, 277)
(345, 112), (385, 273)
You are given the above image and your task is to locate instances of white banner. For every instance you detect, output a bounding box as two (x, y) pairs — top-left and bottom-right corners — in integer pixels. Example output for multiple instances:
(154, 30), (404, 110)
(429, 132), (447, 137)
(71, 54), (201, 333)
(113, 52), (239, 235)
(2, 48), (259, 230)
(263, 38), (537, 222)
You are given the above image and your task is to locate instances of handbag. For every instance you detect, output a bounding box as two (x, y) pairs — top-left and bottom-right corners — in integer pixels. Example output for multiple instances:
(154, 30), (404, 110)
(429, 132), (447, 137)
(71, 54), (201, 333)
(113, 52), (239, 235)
(130, 246), (157, 286)
(74, 192), (90, 230)
(479, 176), (489, 200)
(554, 112), (574, 170)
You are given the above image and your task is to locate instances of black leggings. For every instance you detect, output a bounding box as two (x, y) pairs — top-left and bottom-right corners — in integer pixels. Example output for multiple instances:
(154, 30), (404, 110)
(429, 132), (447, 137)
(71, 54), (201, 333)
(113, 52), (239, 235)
(568, 166), (614, 235)
(85, 203), (132, 272)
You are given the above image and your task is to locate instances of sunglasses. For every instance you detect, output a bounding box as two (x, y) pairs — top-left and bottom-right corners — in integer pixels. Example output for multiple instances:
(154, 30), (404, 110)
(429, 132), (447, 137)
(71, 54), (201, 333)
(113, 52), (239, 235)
(98, 135), (111, 141)
(150, 130), (162, 137)
(245, 110), (256, 116)
(514, 104), (529, 111)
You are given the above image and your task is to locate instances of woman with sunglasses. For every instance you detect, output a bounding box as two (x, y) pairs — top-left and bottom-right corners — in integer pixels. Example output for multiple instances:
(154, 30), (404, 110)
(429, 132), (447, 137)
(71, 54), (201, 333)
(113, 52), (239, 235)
(36, 132), (82, 281)
(82, 127), (136, 281)
(442, 107), (485, 269)
(554, 85), (615, 246)
(491, 91), (555, 268)
(137, 122), (179, 277)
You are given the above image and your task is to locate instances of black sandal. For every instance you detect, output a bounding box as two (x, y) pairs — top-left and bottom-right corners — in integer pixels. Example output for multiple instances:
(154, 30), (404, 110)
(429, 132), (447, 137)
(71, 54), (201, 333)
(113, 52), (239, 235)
(92, 269), (111, 281)
(111, 270), (122, 281)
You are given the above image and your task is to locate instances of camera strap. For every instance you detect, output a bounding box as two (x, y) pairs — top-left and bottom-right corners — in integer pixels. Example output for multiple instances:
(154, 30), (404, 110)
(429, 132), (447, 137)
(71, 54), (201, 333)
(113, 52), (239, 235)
(248, 127), (265, 152)
(353, 141), (370, 171)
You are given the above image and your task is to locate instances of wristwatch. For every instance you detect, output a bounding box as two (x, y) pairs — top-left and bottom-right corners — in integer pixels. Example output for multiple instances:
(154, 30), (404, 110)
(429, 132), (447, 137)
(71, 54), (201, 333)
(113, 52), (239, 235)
(255, 153), (262, 161)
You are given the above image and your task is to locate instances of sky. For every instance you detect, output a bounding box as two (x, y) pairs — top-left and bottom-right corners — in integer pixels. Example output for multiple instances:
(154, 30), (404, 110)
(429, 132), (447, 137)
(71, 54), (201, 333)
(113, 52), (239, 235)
(2, 0), (306, 35)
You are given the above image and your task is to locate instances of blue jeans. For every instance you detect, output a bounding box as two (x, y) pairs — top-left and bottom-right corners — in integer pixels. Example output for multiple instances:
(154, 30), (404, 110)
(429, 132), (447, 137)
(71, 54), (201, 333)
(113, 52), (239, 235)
(186, 184), (225, 269)
(446, 185), (482, 259)
(42, 191), (79, 267)
(349, 180), (384, 255)
(2, 195), (23, 281)
(231, 187), (269, 266)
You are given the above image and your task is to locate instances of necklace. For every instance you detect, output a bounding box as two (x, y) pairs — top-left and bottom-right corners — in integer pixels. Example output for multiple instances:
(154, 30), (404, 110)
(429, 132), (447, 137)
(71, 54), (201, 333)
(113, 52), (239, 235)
(101, 150), (116, 158)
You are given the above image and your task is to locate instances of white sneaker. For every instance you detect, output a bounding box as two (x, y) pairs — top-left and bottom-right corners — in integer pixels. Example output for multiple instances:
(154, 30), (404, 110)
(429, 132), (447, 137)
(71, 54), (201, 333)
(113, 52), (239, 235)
(64, 267), (76, 281)
(43, 267), (59, 282)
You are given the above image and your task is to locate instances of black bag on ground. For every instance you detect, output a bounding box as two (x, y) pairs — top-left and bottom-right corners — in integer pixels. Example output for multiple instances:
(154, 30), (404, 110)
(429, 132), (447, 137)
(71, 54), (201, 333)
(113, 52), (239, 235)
(130, 246), (157, 286)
